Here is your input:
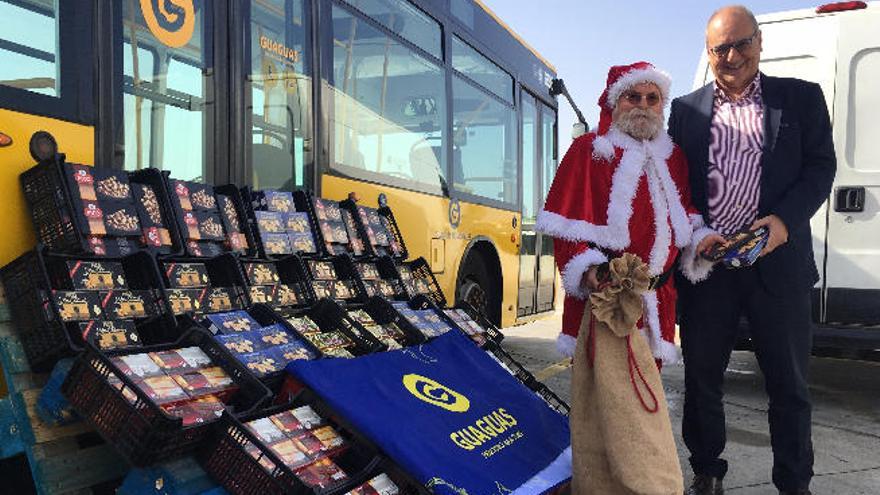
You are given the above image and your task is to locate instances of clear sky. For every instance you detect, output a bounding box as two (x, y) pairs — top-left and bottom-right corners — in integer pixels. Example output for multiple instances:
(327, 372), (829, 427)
(481, 0), (823, 155)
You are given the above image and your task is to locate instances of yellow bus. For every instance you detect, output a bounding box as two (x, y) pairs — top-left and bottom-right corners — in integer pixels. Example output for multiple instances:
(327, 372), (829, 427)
(0, 0), (559, 328)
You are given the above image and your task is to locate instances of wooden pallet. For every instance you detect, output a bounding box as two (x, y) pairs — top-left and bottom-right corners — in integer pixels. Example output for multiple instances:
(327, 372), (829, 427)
(0, 308), (129, 494)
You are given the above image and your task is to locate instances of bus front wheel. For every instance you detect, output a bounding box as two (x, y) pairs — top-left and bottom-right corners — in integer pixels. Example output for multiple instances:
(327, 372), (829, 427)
(457, 253), (500, 326)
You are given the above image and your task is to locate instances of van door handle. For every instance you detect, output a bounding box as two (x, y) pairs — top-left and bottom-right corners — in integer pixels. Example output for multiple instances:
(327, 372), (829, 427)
(834, 186), (865, 213)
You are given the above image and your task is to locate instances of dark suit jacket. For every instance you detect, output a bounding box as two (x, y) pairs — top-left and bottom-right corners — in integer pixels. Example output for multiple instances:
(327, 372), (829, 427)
(668, 74), (836, 293)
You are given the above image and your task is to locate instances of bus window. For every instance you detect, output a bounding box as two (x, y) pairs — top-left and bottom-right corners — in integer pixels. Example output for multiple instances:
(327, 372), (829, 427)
(249, 0), (313, 191)
(121, 0), (212, 181)
(452, 36), (513, 104)
(451, 76), (517, 206)
(326, 4), (447, 196)
(521, 95), (537, 223)
(542, 105), (557, 195)
(0, 1), (59, 97)
(342, 0), (441, 60)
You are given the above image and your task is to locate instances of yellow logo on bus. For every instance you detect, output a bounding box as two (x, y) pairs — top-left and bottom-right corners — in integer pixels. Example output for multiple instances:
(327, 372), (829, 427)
(140, 0), (195, 48)
(403, 374), (470, 413)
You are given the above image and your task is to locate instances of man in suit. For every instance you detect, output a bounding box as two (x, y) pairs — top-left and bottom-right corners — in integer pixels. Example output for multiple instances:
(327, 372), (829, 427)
(668, 6), (836, 495)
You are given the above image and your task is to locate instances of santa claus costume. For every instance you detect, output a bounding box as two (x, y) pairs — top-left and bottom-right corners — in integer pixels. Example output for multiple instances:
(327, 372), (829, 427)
(537, 62), (714, 494)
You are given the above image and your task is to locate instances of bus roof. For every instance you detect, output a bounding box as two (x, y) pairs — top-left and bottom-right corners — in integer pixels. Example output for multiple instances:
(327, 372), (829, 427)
(472, 0), (557, 73)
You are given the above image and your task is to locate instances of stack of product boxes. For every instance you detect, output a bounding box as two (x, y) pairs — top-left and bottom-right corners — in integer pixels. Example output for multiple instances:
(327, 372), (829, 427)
(252, 190), (318, 256)
(241, 261), (303, 308)
(206, 310), (318, 377)
(285, 314), (357, 359)
(110, 346), (234, 425)
(163, 261), (244, 317)
(243, 405), (351, 488)
(167, 180), (248, 257)
(53, 259), (158, 350)
(65, 164), (148, 256)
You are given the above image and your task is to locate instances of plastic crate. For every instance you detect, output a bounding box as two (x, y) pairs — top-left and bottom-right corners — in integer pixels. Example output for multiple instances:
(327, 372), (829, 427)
(213, 303), (323, 390)
(481, 339), (540, 390)
(199, 393), (383, 495)
(242, 187), (324, 260)
(215, 184), (259, 258)
(361, 297), (429, 347)
(162, 176), (253, 258)
(534, 383), (571, 417)
(337, 256), (409, 303)
(159, 253), (251, 325)
(293, 191), (363, 258)
(376, 257), (445, 307)
(338, 200), (409, 262)
(128, 168), (186, 256)
(238, 257), (316, 313)
(308, 299), (388, 355)
(297, 255), (367, 306)
(61, 328), (271, 467)
(0, 248), (176, 372)
(451, 300), (504, 344)
(19, 157), (144, 256)
(19, 156), (85, 254)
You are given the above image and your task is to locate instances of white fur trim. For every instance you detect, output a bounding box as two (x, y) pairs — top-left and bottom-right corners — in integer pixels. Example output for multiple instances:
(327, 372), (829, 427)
(536, 136), (645, 249)
(641, 291), (681, 365)
(652, 152), (692, 248)
(680, 226), (717, 283)
(557, 333), (577, 359)
(606, 67), (672, 109)
(689, 213), (705, 229)
(592, 133), (616, 160)
(561, 250), (609, 300)
(644, 164), (671, 275)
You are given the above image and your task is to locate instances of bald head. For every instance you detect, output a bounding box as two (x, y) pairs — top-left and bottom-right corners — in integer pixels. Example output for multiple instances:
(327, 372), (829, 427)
(705, 5), (762, 97)
(707, 5), (758, 35)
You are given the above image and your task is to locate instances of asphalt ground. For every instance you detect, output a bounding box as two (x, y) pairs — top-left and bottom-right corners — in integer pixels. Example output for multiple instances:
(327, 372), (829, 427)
(502, 312), (880, 494)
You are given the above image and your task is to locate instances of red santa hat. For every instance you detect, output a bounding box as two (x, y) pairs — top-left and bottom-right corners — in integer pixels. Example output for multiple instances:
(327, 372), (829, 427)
(595, 61), (671, 136)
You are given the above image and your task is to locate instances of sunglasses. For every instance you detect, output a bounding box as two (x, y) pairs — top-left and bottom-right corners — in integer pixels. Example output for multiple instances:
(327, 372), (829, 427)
(709, 30), (759, 57)
(621, 91), (662, 107)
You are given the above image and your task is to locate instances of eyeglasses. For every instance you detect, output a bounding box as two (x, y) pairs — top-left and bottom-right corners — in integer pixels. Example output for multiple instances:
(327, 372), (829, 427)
(621, 91), (662, 107)
(709, 30), (759, 57)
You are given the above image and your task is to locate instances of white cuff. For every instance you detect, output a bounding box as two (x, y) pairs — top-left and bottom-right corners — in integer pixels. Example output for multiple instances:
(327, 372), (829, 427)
(679, 226), (716, 283)
(556, 333), (577, 359)
(561, 250), (609, 299)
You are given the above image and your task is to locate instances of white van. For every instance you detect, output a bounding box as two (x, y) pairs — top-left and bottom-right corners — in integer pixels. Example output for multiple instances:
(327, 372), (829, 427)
(691, 1), (880, 351)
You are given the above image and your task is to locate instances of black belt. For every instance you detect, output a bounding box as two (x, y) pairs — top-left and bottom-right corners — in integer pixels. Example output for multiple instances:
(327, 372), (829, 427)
(591, 244), (677, 291)
(648, 262), (675, 290)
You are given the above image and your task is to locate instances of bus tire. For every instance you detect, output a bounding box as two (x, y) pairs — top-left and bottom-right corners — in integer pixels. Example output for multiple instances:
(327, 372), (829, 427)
(457, 251), (501, 326)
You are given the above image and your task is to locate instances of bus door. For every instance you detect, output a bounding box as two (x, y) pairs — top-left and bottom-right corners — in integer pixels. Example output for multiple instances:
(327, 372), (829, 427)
(114, 0), (218, 182)
(235, 0), (314, 191)
(0, 0), (95, 266)
(517, 91), (557, 317)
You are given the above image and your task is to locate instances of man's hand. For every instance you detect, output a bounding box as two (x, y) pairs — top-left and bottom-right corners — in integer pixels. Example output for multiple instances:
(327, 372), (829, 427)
(751, 214), (789, 256)
(581, 266), (600, 291)
(697, 233), (727, 258)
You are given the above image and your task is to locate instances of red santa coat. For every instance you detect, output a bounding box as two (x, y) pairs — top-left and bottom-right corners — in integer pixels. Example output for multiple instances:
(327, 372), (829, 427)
(536, 127), (714, 364)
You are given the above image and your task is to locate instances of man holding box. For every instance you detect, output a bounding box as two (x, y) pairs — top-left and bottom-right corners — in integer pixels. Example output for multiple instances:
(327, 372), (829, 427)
(667, 6), (836, 495)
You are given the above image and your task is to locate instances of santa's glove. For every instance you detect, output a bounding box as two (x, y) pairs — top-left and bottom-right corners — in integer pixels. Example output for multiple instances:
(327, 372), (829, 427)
(556, 333), (577, 359)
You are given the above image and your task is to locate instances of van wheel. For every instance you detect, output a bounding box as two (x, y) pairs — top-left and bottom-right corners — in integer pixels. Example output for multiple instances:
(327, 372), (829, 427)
(457, 254), (498, 325)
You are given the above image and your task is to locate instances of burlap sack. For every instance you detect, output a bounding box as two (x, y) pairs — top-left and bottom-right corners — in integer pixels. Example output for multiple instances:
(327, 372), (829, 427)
(569, 255), (683, 494)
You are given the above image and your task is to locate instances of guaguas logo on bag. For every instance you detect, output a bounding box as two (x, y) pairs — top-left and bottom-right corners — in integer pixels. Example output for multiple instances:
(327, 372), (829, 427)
(140, 0), (195, 48)
(403, 374), (470, 413)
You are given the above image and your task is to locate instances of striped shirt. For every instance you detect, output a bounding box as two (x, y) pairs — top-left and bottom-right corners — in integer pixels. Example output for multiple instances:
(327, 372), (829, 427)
(707, 75), (764, 235)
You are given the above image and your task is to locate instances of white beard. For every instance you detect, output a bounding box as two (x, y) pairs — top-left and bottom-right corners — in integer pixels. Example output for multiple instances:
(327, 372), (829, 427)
(613, 108), (664, 141)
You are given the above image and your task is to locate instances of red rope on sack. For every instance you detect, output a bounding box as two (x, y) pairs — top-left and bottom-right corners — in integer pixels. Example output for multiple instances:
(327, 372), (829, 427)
(626, 335), (659, 413)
